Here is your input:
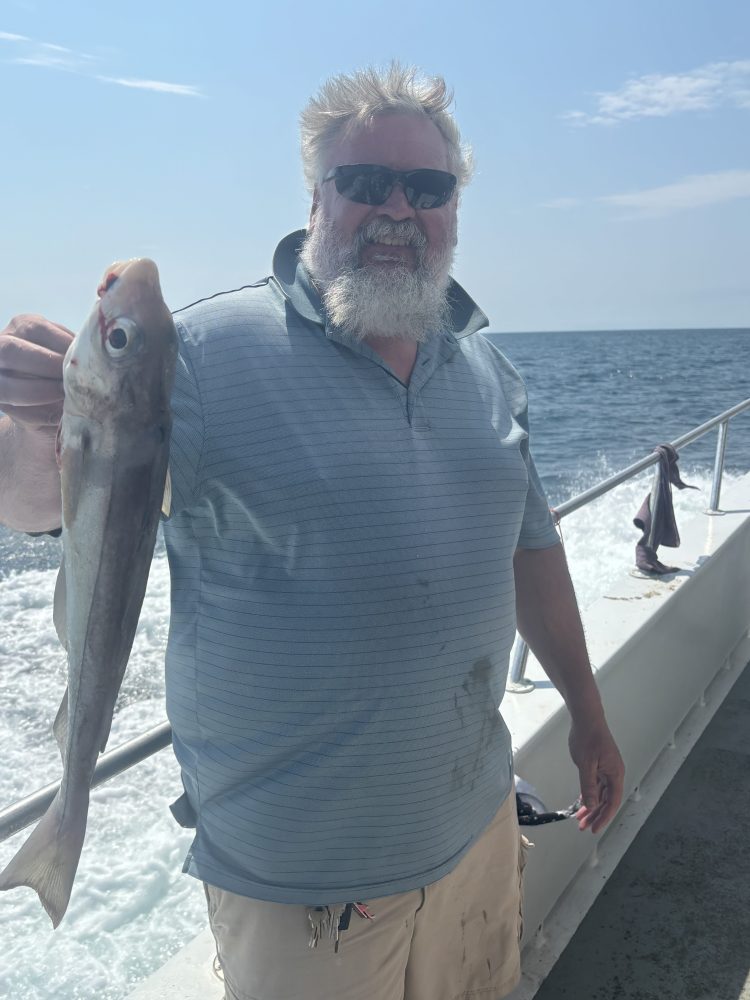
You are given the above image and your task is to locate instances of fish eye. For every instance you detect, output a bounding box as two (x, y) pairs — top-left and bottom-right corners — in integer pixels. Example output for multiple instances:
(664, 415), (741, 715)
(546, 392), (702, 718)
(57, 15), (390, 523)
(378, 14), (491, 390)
(104, 318), (139, 357)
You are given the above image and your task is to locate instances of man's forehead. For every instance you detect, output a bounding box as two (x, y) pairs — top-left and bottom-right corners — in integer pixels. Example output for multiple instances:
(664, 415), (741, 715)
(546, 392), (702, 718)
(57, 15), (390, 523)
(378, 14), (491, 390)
(325, 113), (451, 172)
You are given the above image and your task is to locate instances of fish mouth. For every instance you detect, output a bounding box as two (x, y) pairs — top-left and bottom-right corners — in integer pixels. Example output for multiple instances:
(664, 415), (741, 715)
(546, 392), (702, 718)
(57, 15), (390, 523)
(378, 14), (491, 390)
(97, 259), (160, 300)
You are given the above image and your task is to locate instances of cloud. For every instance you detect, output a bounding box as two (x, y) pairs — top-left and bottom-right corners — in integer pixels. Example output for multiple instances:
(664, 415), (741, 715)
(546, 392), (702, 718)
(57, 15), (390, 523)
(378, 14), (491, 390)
(40, 42), (76, 54)
(3, 29), (94, 71)
(97, 75), (204, 98)
(599, 169), (750, 218)
(1, 28), (203, 97)
(14, 53), (81, 71)
(563, 60), (750, 126)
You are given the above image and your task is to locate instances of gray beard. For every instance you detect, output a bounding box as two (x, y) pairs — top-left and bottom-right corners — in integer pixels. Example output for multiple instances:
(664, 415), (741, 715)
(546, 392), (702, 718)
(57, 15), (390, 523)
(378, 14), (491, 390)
(299, 218), (454, 344)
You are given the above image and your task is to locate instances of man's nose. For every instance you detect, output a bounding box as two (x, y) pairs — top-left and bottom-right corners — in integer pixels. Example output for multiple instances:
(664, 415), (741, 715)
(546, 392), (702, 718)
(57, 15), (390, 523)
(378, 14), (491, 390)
(377, 182), (416, 220)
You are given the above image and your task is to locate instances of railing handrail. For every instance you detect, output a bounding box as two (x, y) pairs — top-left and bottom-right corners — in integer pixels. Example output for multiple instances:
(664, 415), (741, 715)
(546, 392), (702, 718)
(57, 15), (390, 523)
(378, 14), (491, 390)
(2, 397), (750, 843)
(508, 397), (750, 690)
(553, 397), (750, 519)
(0, 722), (172, 844)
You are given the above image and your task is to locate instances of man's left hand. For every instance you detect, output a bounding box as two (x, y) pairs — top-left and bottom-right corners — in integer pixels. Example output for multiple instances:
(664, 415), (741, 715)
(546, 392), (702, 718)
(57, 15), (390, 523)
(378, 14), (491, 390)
(568, 718), (625, 834)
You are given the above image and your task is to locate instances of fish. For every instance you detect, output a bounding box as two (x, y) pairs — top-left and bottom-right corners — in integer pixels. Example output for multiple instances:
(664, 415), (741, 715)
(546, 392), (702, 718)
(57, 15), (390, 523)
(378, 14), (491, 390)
(0, 259), (177, 927)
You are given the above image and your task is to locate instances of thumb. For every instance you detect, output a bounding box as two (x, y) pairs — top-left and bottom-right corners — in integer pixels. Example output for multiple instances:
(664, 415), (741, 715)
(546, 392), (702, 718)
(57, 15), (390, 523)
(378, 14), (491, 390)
(579, 762), (600, 810)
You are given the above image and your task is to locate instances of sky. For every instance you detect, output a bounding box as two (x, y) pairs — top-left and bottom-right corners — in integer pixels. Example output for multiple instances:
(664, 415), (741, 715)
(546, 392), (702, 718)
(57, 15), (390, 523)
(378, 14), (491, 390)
(1, 0), (749, 333)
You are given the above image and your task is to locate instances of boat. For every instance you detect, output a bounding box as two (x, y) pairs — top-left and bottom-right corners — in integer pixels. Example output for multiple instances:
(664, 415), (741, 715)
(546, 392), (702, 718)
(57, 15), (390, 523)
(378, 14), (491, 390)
(2, 399), (749, 999)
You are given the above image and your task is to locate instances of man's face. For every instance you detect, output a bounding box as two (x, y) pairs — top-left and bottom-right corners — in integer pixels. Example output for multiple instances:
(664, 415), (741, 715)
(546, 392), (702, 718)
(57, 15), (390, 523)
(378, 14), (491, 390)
(309, 112), (458, 272)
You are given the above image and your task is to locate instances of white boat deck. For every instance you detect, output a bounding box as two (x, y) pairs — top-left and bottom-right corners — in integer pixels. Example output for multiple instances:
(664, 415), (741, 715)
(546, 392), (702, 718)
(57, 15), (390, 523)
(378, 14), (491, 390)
(532, 660), (750, 1000)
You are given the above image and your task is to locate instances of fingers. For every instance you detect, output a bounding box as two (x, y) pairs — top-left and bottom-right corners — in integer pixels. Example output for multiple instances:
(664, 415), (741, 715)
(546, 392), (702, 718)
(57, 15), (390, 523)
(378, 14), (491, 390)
(0, 369), (65, 407)
(5, 315), (75, 354)
(578, 763), (600, 812)
(587, 792), (617, 834)
(569, 719), (625, 835)
(576, 767), (623, 834)
(0, 401), (64, 429)
(0, 317), (72, 420)
(576, 790), (611, 833)
(0, 335), (67, 381)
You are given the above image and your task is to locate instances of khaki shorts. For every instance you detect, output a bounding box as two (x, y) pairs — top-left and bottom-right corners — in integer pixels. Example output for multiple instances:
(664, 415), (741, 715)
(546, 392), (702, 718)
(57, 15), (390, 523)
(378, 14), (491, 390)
(204, 792), (529, 1000)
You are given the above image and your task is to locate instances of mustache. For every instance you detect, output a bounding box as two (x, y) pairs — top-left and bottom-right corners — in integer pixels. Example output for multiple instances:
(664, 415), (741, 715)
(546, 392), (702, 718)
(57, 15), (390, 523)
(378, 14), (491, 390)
(357, 218), (427, 248)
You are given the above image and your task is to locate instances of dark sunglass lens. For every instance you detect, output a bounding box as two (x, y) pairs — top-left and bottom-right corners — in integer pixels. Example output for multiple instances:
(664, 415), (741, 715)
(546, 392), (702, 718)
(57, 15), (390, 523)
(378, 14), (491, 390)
(335, 167), (394, 206)
(335, 173), (366, 203)
(407, 170), (456, 209)
(331, 166), (456, 208)
(410, 189), (440, 209)
(366, 169), (395, 205)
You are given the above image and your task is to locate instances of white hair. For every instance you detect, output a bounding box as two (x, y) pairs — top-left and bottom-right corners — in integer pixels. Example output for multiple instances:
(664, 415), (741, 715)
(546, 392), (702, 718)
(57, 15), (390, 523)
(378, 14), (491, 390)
(299, 63), (474, 193)
(299, 216), (454, 343)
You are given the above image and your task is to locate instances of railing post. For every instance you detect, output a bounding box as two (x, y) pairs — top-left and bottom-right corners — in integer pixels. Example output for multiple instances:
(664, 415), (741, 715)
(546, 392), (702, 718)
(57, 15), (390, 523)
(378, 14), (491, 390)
(707, 420), (729, 514)
(506, 636), (534, 693)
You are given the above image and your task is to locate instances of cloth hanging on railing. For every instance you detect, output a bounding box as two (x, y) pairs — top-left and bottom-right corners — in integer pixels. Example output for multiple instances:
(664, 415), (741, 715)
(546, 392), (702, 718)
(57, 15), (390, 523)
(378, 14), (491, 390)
(633, 444), (698, 574)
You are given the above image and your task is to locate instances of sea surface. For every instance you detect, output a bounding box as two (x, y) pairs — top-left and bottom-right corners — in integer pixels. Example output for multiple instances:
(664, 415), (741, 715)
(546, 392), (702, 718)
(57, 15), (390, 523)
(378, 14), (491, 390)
(0, 328), (748, 999)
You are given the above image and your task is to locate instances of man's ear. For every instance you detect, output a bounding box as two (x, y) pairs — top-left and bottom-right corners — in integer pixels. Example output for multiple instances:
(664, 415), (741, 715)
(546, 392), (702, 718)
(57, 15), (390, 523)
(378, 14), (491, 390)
(308, 188), (320, 232)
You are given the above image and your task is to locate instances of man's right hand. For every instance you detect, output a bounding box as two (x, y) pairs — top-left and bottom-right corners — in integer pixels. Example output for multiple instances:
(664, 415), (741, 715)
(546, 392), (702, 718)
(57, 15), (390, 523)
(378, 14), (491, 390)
(0, 314), (74, 434)
(0, 315), (72, 531)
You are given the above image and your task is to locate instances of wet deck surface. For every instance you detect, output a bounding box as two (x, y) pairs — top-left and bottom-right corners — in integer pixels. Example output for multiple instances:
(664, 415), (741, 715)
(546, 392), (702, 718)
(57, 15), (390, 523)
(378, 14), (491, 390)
(533, 664), (750, 1000)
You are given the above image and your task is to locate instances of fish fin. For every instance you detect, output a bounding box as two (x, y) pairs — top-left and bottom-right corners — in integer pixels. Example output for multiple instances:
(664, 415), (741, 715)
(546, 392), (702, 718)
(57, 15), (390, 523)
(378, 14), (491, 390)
(0, 792), (88, 928)
(53, 687), (69, 763)
(53, 563), (67, 650)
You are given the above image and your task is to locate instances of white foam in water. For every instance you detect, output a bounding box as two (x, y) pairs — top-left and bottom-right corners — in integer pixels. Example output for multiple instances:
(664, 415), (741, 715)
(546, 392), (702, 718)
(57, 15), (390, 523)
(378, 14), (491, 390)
(0, 464), (741, 998)
(0, 558), (205, 1000)
(556, 461), (734, 612)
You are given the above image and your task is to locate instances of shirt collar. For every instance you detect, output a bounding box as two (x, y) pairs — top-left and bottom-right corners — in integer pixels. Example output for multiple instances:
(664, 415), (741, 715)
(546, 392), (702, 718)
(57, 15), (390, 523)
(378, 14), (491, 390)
(271, 229), (489, 341)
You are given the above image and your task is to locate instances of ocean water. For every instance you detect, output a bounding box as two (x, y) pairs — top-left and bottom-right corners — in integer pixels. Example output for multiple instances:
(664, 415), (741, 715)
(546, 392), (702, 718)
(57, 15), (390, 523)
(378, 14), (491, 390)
(0, 328), (748, 998)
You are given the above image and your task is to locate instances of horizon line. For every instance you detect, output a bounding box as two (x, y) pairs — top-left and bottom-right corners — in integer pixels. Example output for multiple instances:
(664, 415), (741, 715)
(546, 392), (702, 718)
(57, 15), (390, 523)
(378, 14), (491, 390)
(485, 325), (750, 335)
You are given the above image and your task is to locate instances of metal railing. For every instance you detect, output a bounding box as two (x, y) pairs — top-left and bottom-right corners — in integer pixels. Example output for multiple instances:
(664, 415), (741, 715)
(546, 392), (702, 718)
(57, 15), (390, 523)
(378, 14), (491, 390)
(0, 723), (172, 844)
(2, 398), (749, 844)
(506, 397), (750, 693)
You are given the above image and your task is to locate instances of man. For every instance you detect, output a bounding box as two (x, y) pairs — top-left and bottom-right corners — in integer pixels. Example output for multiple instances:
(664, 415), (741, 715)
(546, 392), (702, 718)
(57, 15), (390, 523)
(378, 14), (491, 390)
(0, 65), (623, 1000)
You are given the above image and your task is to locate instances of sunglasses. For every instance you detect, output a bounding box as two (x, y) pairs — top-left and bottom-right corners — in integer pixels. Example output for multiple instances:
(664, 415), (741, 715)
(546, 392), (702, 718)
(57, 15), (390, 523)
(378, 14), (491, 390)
(322, 164), (457, 209)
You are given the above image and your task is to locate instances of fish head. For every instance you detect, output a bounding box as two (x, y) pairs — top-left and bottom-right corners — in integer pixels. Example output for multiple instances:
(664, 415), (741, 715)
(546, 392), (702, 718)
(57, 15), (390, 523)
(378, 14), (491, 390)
(63, 258), (177, 422)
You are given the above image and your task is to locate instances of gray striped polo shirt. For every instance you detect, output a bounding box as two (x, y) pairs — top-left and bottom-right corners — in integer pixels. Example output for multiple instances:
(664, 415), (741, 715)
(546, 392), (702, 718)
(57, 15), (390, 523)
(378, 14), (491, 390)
(163, 231), (560, 904)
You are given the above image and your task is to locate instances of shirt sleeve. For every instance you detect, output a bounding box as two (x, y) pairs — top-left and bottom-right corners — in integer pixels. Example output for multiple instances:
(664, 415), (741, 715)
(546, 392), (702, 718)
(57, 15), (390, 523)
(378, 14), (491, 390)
(481, 337), (560, 551)
(162, 319), (205, 519)
(517, 432), (560, 550)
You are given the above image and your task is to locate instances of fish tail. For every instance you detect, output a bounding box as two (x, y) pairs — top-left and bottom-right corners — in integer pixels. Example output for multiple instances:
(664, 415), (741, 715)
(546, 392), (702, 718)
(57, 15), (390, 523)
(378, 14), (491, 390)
(0, 791), (88, 928)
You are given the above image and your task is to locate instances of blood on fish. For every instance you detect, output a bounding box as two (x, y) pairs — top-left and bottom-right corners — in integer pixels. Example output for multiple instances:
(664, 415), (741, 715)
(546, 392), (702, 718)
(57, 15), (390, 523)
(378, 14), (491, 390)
(97, 305), (114, 350)
(97, 271), (119, 298)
